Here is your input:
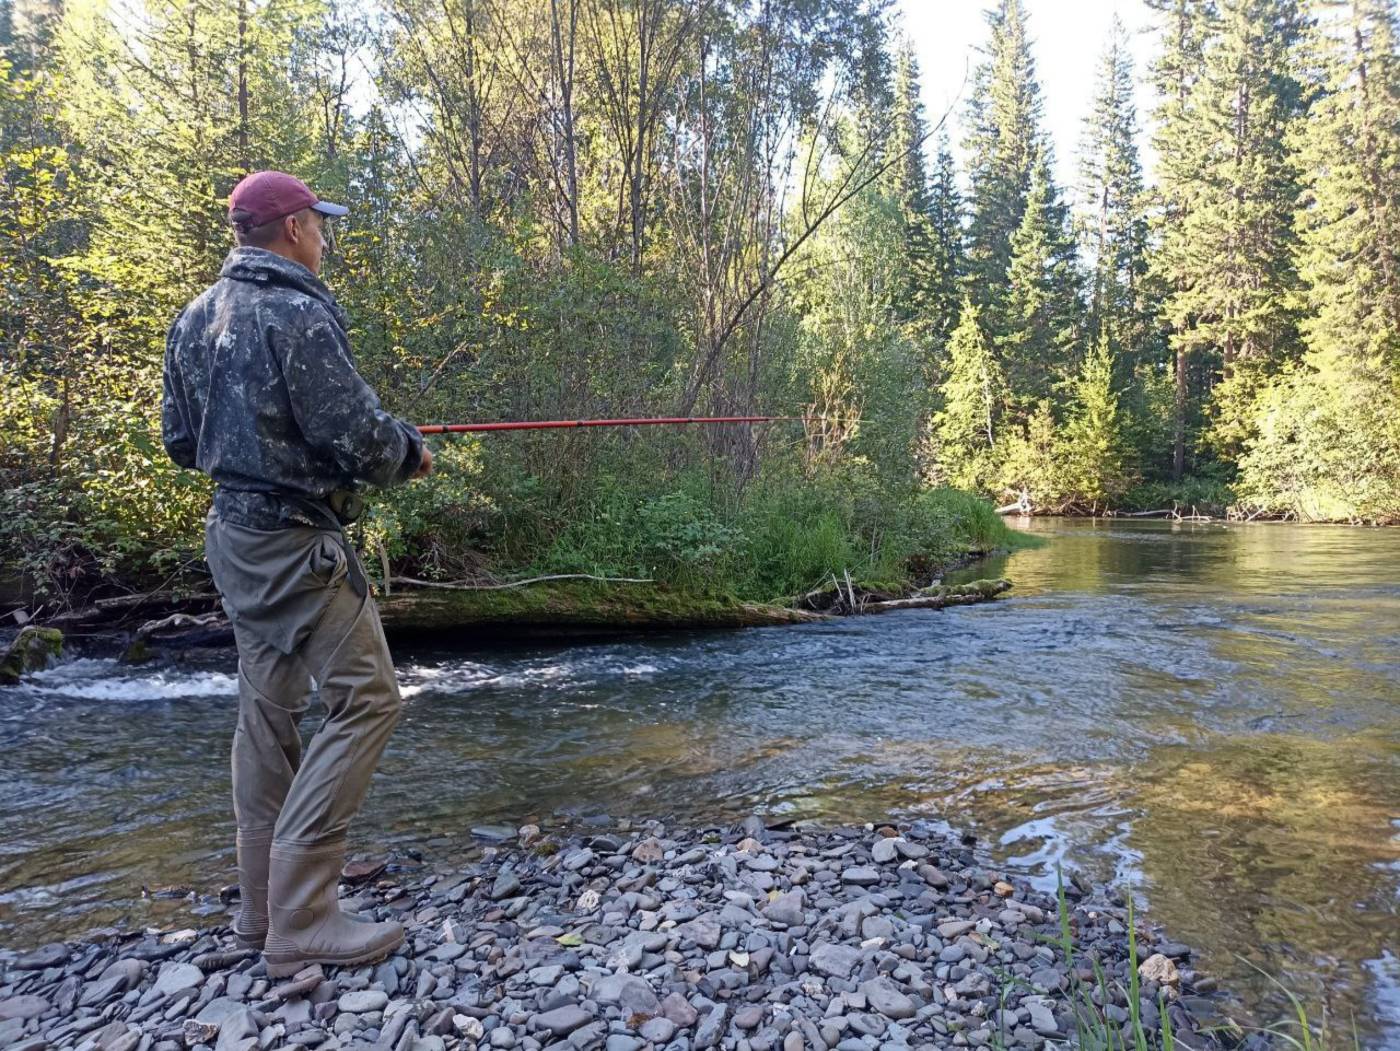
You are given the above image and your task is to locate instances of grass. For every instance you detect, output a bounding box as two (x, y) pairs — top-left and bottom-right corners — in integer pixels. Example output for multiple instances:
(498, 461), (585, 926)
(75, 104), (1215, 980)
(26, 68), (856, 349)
(1019, 868), (1363, 1051)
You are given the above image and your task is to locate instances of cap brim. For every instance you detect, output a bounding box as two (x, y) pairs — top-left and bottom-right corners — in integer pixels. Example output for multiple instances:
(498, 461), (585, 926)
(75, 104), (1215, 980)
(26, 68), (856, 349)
(311, 200), (349, 217)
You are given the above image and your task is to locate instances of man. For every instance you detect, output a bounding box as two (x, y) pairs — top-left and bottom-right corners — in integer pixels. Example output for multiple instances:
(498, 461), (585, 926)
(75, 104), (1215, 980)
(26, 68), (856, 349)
(162, 170), (432, 978)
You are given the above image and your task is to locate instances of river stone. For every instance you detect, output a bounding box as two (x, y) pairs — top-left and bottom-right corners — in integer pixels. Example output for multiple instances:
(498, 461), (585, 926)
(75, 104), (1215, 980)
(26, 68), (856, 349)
(0, 995), (50, 1021)
(490, 871), (523, 900)
(1139, 953), (1180, 987)
(214, 1007), (259, 1051)
(534, 1004), (592, 1036)
(938, 919), (976, 939)
(871, 838), (901, 864)
(640, 1016), (676, 1043)
(694, 1005), (727, 1048)
(678, 915), (721, 949)
(861, 978), (915, 1020)
(1026, 1000), (1059, 1036)
(13, 942), (68, 970)
(154, 960), (203, 996)
(591, 974), (660, 1015)
(841, 866), (880, 886)
(339, 989), (389, 1013)
(763, 888), (805, 927)
(195, 997), (244, 1026)
(659, 992), (698, 1027)
(810, 942), (861, 978)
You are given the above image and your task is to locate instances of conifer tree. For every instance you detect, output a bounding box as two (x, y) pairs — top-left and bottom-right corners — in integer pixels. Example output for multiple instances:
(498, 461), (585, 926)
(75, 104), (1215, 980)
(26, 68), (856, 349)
(1237, 0), (1400, 521)
(1063, 328), (1132, 503)
(925, 134), (965, 356)
(1078, 16), (1152, 366)
(1154, 0), (1308, 461)
(1147, 0), (1215, 478)
(885, 41), (940, 339)
(931, 296), (1004, 491)
(1001, 150), (1082, 406)
(962, 0), (1044, 331)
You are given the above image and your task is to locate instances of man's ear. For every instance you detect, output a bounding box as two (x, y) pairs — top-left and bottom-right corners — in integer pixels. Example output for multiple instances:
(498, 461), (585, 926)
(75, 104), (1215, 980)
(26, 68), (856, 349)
(283, 212), (302, 244)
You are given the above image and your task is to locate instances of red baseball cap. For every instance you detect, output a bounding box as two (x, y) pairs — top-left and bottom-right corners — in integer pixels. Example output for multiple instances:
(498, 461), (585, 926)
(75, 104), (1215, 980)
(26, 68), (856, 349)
(228, 170), (348, 228)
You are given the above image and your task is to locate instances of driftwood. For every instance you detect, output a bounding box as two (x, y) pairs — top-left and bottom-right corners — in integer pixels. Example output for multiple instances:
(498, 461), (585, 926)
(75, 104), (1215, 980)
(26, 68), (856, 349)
(864, 579), (1012, 614)
(134, 611), (226, 639)
(387, 573), (655, 592)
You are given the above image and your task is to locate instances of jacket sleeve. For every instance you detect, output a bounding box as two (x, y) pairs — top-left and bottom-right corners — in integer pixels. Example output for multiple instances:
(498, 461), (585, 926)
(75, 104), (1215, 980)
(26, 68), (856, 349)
(161, 314), (198, 470)
(276, 302), (424, 488)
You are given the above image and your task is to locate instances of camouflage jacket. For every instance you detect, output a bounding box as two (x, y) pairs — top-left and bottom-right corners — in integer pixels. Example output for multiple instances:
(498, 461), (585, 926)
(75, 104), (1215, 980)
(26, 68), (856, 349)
(162, 247), (423, 530)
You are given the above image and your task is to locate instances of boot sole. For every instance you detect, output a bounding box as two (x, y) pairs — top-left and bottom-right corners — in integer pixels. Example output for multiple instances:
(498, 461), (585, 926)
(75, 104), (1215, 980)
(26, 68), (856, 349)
(235, 931), (267, 951)
(263, 932), (404, 978)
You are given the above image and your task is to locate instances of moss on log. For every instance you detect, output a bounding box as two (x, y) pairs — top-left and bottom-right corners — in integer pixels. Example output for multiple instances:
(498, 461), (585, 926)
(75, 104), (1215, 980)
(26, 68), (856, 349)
(0, 626), (63, 685)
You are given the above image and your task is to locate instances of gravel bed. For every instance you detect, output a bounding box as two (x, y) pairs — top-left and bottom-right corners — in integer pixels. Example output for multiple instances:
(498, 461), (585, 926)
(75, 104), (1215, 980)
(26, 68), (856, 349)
(0, 817), (1235, 1051)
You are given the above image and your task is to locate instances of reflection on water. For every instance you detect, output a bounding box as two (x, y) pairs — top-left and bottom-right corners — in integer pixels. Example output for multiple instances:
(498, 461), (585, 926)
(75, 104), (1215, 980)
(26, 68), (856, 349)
(1, 520), (1397, 1043)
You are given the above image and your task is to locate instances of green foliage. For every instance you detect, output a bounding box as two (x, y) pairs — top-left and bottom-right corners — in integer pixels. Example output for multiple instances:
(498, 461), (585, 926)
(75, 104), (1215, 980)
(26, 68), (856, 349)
(930, 298), (1004, 492)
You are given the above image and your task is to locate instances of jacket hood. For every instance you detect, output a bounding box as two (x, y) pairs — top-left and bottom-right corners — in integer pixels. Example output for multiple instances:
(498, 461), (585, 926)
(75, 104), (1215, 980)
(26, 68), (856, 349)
(220, 247), (336, 309)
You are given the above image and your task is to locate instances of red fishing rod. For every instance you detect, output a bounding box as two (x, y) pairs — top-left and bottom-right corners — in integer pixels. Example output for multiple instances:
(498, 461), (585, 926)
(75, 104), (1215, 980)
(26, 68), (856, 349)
(417, 415), (802, 435)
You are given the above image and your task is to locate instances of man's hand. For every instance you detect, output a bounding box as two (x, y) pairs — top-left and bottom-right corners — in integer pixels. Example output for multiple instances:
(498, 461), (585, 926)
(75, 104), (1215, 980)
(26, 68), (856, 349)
(413, 445), (434, 479)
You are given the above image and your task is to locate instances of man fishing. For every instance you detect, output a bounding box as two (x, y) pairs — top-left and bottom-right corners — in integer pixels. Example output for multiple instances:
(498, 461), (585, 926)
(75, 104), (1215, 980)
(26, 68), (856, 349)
(161, 170), (431, 977)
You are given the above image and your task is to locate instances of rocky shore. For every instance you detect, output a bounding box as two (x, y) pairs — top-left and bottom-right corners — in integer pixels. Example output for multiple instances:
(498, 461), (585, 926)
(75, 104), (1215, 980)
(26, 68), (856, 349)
(0, 819), (1230, 1051)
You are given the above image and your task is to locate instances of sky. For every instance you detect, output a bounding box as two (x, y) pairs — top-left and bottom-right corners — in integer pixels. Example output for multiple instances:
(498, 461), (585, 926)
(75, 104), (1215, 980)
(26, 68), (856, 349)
(896, 0), (1162, 195)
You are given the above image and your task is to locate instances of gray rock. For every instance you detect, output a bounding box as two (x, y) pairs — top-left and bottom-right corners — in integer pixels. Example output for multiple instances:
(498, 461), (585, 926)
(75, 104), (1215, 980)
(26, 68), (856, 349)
(591, 974), (660, 1015)
(12, 942), (69, 970)
(154, 961), (204, 997)
(810, 942), (861, 979)
(0, 995), (50, 1021)
(693, 1004), (726, 1049)
(339, 989), (390, 1014)
(841, 867), (880, 887)
(860, 978), (915, 1020)
(490, 871), (523, 900)
(534, 1004), (592, 1036)
(660, 992), (698, 1027)
(678, 916), (721, 950)
(640, 1016), (677, 1042)
(605, 1037), (643, 1051)
(763, 889), (805, 927)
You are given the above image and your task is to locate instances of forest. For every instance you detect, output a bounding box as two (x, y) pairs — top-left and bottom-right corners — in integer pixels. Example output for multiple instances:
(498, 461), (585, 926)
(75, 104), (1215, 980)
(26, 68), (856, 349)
(1, 0), (1398, 606)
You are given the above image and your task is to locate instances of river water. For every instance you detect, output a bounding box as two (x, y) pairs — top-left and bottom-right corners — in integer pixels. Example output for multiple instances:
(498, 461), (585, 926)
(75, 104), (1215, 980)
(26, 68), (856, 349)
(1, 519), (1397, 1042)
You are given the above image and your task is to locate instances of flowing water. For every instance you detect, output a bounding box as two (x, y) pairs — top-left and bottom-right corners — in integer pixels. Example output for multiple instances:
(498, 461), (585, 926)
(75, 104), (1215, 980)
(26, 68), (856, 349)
(2, 519), (1398, 1042)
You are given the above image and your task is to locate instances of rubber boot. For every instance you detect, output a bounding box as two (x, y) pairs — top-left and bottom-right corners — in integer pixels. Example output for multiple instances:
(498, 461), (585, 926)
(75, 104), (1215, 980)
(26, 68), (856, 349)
(263, 840), (403, 978)
(233, 828), (273, 949)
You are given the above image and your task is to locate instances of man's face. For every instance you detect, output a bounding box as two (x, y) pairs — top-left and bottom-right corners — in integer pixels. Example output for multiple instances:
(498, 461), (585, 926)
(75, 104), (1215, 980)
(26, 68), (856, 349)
(288, 209), (331, 275)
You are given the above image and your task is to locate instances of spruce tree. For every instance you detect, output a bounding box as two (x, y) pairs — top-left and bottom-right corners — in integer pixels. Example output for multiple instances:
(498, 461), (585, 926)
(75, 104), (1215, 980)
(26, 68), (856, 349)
(1078, 16), (1153, 366)
(925, 134), (965, 356)
(1001, 150), (1082, 407)
(1147, 0), (1215, 478)
(962, 0), (1044, 332)
(885, 41), (941, 342)
(931, 296), (1004, 491)
(1063, 328), (1132, 504)
(1293, 0), (1400, 372)
(1154, 0), (1308, 462)
(1237, 0), (1400, 521)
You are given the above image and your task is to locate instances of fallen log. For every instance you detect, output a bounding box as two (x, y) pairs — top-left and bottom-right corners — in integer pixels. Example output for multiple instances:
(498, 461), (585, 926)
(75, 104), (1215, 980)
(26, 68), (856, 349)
(864, 578), (1012, 614)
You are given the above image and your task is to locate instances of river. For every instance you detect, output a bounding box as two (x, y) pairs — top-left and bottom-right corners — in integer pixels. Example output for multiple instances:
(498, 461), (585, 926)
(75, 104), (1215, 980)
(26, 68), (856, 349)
(1, 519), (1397, 1043)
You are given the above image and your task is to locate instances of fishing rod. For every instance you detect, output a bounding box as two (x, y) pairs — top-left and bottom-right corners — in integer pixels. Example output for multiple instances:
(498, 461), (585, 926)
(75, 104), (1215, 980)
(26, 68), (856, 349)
(417, 415), (821, 435)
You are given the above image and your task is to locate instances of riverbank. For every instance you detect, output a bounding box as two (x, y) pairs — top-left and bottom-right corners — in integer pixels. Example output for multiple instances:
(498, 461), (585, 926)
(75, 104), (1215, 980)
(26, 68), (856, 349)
(0, 818), (1229, 1051)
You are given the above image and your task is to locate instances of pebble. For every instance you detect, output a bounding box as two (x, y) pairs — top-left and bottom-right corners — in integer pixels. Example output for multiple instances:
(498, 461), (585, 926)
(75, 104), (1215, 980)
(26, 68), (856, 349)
(0, 818), (1227, 1051)
(338, 989), (389, 1013)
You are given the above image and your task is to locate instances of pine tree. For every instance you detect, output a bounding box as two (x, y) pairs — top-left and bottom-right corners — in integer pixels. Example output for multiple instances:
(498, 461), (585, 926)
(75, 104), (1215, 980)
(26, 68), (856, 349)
(1078, 16), (1153, 366)
(1001, 150), (1082, 407)
(1154, 0), (1308, 462)
(962, 0), (1044, 332)
(931, 296), (1004, 491)
(1147, 0), (1215, 478)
